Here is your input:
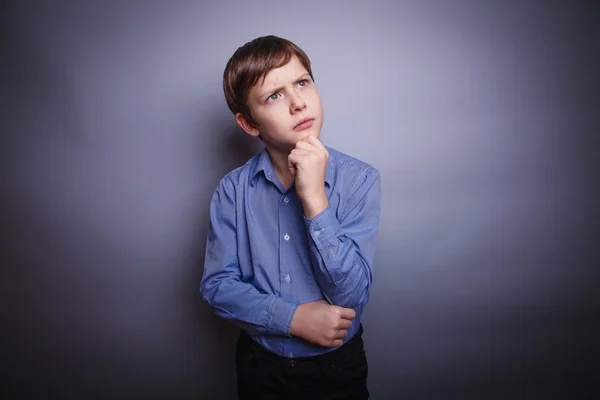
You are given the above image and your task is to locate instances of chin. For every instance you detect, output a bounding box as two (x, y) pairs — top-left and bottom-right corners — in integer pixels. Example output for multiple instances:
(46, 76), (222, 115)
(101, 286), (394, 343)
(299, 127), (321, 140)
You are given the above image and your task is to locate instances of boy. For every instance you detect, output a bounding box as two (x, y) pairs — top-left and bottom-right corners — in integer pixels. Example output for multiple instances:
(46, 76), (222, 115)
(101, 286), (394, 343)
(200, 35), (381, 399)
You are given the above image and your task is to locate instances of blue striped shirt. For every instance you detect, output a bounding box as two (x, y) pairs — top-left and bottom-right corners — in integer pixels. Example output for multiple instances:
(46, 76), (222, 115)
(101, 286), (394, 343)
(200, 146), (381, 358)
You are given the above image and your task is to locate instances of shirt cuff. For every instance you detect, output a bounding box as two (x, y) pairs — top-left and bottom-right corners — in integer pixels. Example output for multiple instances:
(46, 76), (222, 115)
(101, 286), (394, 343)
(267, 296), (299, 337)
(304, 205), (340, 249)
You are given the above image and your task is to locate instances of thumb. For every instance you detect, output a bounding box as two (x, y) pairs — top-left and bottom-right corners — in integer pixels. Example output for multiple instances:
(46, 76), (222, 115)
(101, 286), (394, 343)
(288, 160), (297, 176)
(338, 307), (357, 320)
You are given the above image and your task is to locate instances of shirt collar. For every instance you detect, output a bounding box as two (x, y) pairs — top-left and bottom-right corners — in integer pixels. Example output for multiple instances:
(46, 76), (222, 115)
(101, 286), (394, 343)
(250, 148), (272, 186)
(251, 147), (334, 187)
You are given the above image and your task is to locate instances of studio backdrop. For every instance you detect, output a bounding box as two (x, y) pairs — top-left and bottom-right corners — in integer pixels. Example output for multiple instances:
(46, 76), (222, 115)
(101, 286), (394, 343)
(1, 1), (596, 398)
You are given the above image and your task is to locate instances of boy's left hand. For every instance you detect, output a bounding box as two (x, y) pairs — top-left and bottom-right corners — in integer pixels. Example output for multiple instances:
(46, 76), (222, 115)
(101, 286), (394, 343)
(288, 135), (329, 218)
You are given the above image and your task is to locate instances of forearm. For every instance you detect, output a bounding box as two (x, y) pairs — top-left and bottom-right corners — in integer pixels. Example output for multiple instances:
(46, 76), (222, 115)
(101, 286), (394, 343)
(200, 273), (299, 336)
(303, 171), (381, 308)
(307, 223), (373, 308)
(303, 196), (369, 306)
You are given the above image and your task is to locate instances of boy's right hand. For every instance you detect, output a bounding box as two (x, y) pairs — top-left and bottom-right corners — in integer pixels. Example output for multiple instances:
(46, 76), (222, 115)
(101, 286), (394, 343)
(289, 300), (356, 347)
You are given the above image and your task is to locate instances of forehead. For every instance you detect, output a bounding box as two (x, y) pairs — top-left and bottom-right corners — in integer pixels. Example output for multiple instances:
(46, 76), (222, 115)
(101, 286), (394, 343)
(257, 56), (308, 91)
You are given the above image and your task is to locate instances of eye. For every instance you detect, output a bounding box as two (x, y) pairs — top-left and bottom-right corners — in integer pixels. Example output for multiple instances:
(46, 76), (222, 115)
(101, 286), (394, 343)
(266, 92), (281, 103)
(297, 78), (310, 87)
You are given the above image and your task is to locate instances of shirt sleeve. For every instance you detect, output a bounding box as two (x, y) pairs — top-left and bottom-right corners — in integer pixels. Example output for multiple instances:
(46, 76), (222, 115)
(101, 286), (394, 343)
(200, 178), (299, 336)
(304, 167), (381, 308)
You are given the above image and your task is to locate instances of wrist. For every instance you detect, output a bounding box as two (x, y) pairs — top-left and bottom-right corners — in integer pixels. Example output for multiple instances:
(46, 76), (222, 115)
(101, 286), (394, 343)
(302, 191), (328, 219)
(289, 303), (306, 337)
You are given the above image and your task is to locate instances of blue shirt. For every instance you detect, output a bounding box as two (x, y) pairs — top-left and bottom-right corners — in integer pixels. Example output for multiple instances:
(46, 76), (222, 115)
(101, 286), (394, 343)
(200, 146), (381, 358)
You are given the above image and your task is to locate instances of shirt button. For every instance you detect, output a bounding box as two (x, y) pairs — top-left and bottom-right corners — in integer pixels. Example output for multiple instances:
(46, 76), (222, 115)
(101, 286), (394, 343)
(289, 352), (295, 358)
(285, 274), (291, 283)
(284, 233), (290, 241)
(289, 360), (296, 367)
(283, 197), (289, 203)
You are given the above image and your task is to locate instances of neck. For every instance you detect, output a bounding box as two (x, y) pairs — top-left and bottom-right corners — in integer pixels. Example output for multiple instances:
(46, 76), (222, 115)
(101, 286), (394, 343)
(266, 146), (295, 190)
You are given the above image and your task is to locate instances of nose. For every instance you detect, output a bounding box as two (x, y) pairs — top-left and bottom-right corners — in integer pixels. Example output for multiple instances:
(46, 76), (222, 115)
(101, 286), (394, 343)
(289, 90), (306, 113)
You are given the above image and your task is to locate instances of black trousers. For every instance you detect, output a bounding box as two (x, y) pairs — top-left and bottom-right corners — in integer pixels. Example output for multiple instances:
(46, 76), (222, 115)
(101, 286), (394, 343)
(236, 324), (369, 400)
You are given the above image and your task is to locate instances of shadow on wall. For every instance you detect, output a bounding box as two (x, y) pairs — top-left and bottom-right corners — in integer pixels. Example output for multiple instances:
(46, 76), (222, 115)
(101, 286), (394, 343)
(183, 115), (265, 397)
(216, 120), (264, 177)
(189, 114), (263, 345)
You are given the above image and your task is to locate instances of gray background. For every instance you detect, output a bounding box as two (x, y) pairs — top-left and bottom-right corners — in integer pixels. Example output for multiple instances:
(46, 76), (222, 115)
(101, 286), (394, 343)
(1, 0), (597, 398)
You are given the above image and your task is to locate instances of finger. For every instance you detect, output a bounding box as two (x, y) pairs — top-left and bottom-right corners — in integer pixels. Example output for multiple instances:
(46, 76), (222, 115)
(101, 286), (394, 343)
(325, 338), (343, 347)
(307, 135), (327, 152)
(288, 150), (313, 168)
(294, 140), (317, 151)
(287, 153), (304, 166)
(290, 148), (312, 157)
(339, 307), (357, 320)
(288, 154), (308, 170)
(338, 319), (352, 330)
(334, 329), (348, 339)
(287, 158), (297, 176)
(301, 134), (314, 143)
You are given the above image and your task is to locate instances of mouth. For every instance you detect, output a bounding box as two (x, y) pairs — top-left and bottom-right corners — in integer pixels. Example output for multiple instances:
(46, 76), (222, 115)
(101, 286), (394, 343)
(293, 118), (315, 130)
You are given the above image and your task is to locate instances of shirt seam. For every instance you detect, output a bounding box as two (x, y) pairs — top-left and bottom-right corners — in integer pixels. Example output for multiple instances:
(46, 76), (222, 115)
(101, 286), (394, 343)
(266, 295), (277, 334)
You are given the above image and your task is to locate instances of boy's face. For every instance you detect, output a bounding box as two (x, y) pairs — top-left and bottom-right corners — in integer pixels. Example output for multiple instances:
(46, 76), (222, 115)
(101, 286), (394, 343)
(237, 55), (323, 152)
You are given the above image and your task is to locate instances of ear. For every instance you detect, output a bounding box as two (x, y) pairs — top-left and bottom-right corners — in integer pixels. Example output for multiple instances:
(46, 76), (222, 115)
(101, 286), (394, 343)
(235, 113), (260, 137)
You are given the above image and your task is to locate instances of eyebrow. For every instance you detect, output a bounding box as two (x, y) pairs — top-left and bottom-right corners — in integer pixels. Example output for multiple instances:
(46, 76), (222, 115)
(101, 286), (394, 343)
(258, 73), (311, 99)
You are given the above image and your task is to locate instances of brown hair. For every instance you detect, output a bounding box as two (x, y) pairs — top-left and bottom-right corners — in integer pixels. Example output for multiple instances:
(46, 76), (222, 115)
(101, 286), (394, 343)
(223, 35), (314, 128)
